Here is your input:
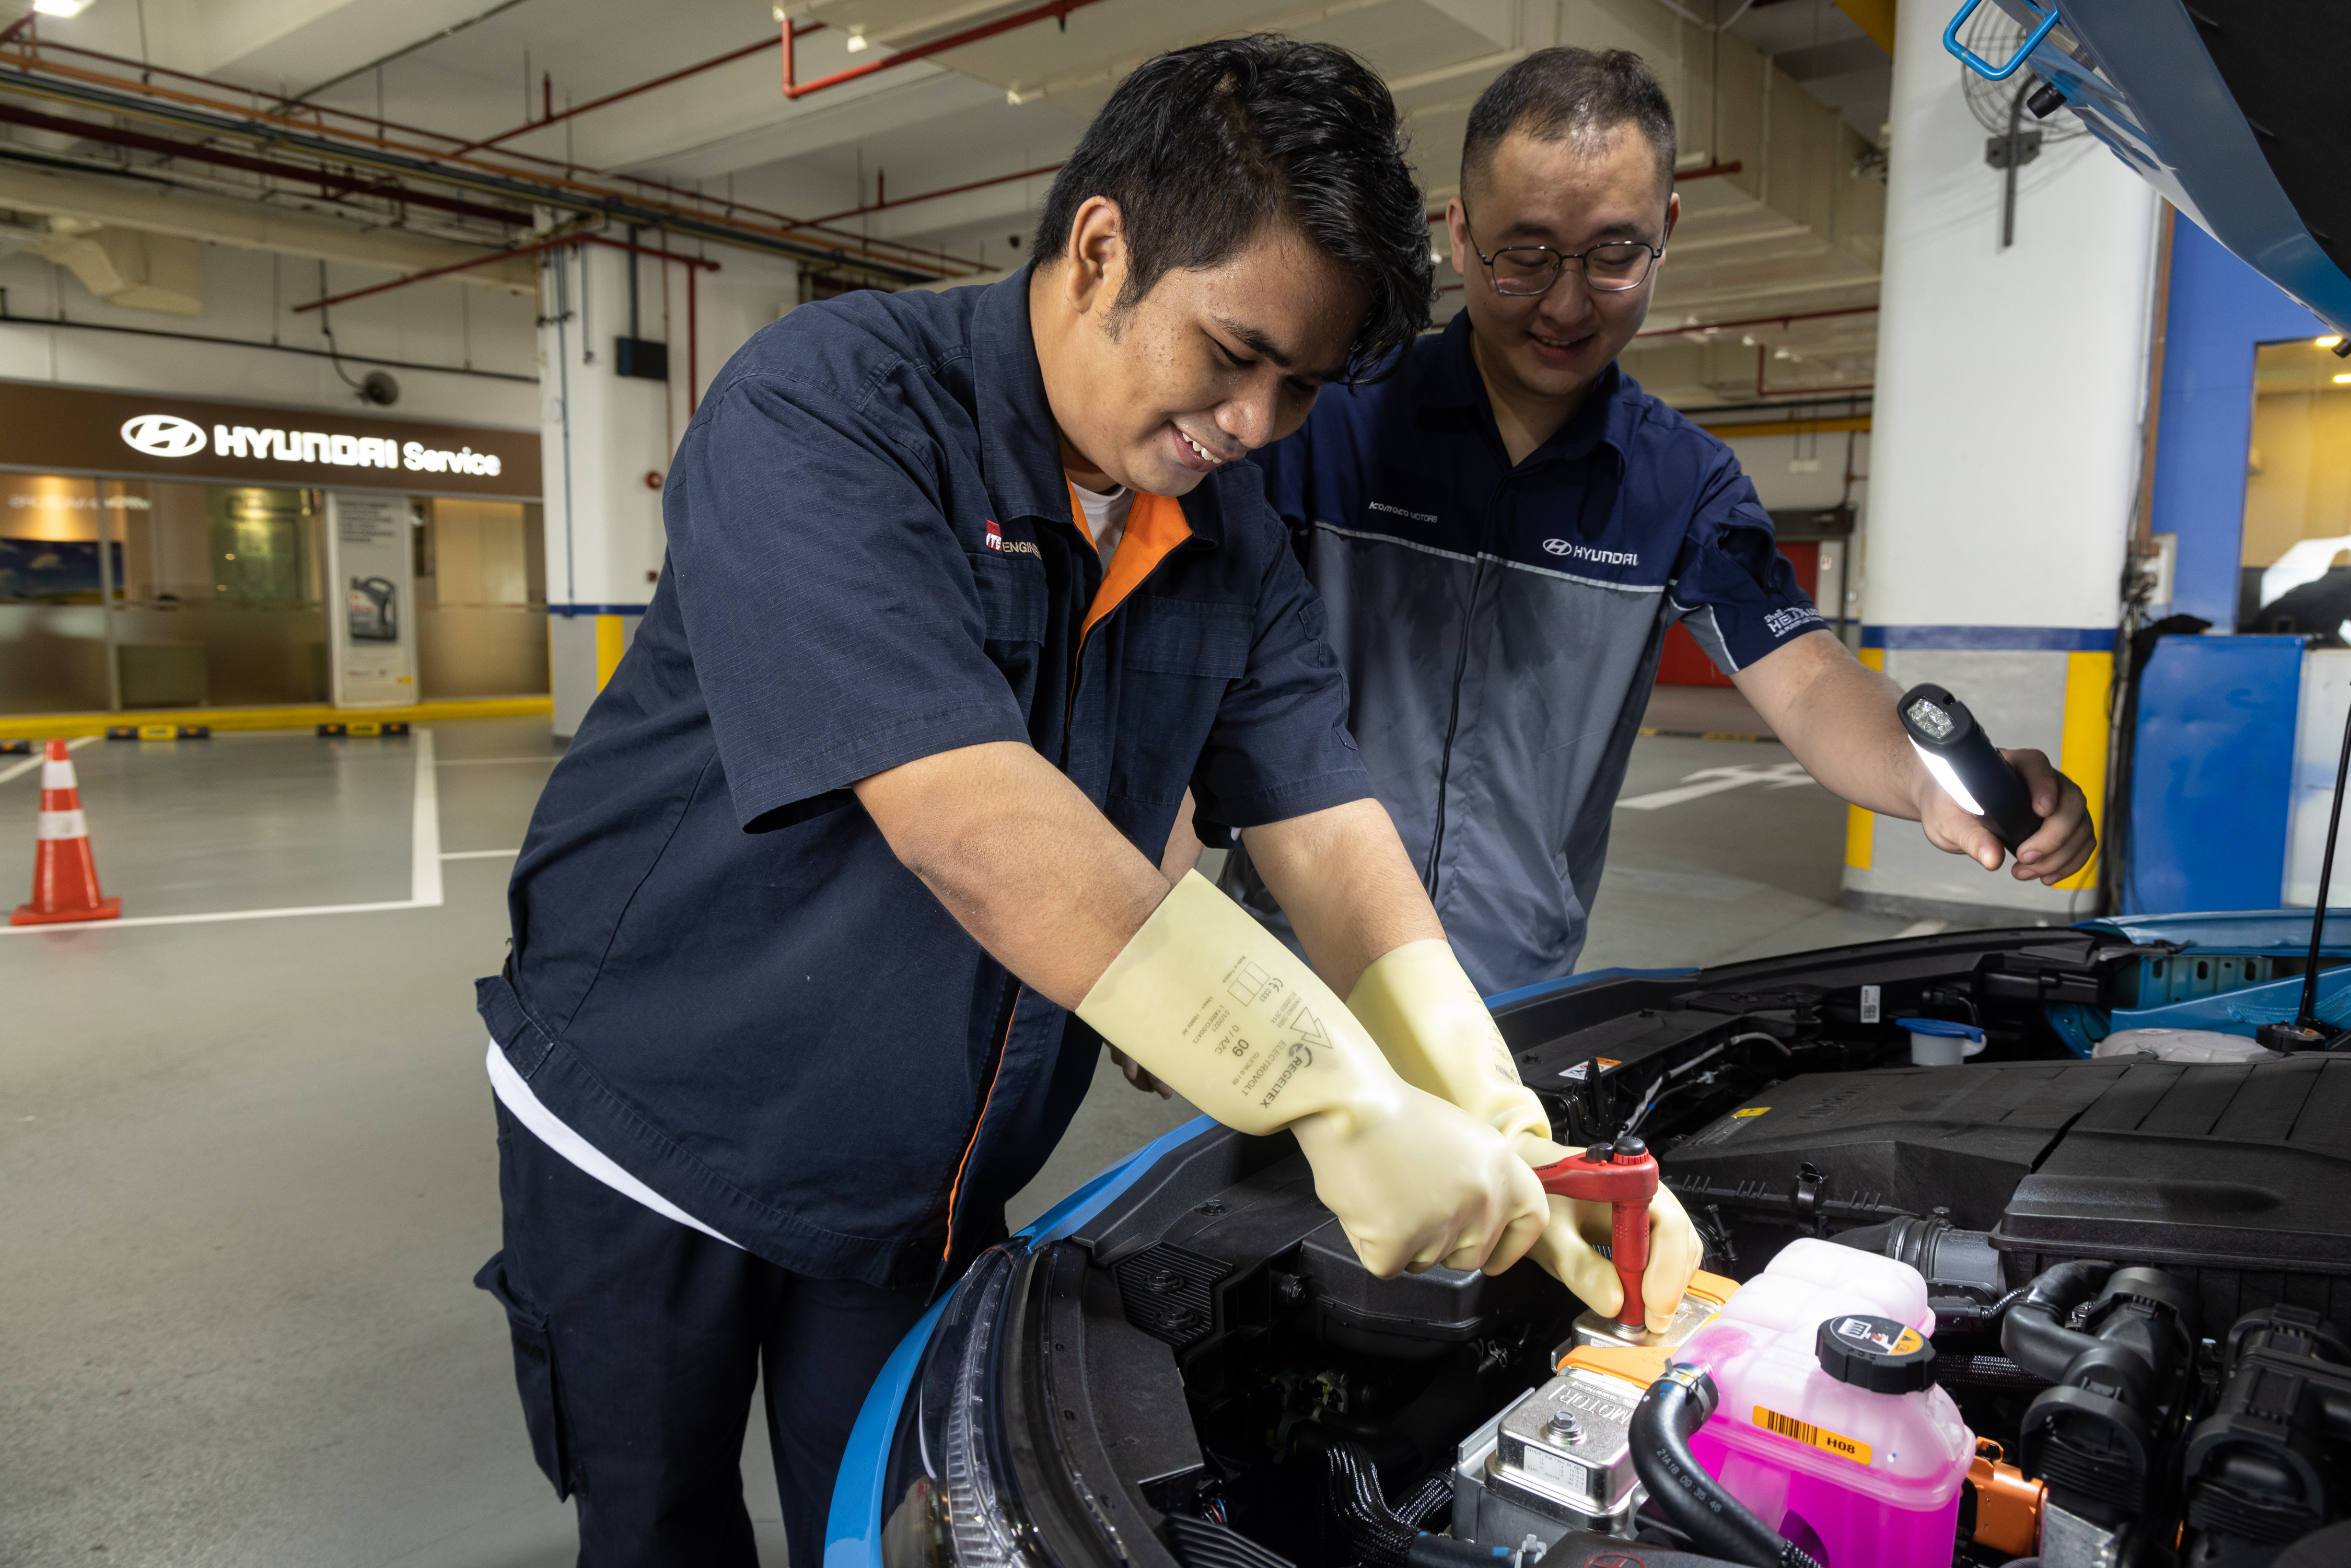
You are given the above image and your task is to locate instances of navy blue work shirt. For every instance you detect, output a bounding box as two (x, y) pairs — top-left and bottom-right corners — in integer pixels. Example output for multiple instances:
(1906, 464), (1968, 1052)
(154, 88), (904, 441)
(479, 268), (1371, 1290)
(1223, 312), (1823, 993)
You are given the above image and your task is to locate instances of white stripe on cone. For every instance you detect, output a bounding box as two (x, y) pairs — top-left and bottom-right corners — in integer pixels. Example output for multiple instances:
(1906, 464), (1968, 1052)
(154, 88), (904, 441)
(41, 759), (75, 790)
(36, 809), (88, 841)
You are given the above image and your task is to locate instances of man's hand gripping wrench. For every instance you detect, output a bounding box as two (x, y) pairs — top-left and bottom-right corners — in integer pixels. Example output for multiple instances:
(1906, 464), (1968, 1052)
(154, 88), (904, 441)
(1531, 1135), (1658, 1327)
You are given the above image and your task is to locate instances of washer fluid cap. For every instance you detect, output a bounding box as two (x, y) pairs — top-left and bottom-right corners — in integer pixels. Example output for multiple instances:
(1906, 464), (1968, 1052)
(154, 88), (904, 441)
(1815, 1313), (1937, 1393)
(1893, 1016), (1983, 1042)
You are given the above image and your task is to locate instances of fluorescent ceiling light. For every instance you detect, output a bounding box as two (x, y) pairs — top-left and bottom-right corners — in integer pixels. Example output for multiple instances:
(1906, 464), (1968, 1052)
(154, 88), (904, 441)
(31, 0), (95, 16)
(2334, 373), (2351, 386)
(2319, 335), (2344, 349)
(845, 30), (869, 51)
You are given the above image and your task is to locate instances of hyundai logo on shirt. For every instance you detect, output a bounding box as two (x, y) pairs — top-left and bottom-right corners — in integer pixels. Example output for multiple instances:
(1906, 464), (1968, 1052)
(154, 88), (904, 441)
(1543, 537), (1642, 567)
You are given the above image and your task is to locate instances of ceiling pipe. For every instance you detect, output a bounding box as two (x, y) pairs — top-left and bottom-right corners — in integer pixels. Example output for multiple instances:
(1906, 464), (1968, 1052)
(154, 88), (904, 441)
(783, 0), (1109, 100)
(0, 43), (968, 282)
(807, 160), (1063, 226)
(0, 100), (532, 227)
(452, 25), (824, 156)
(293, 230), (718, 315)
(1636, 304), (1879, 339)
(0, 35), (977, 278)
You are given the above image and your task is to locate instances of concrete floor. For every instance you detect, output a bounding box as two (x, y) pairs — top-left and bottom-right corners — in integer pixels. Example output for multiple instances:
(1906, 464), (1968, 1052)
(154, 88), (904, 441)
(0, 716), (1953, 1567)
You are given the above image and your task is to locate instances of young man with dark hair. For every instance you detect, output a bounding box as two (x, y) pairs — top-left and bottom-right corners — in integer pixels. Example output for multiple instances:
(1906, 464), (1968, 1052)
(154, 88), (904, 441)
(1215, 47), (2097, 995)
(474, 38), (1696, 1566)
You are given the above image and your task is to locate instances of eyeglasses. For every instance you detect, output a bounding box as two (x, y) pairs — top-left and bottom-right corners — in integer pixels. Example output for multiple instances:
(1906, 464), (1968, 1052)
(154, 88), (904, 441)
(1460, 210), (1663, 296)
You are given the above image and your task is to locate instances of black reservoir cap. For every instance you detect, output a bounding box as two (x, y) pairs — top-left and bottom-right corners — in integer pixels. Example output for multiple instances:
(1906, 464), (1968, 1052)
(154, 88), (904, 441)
(1815, 1314), (1937, 1393)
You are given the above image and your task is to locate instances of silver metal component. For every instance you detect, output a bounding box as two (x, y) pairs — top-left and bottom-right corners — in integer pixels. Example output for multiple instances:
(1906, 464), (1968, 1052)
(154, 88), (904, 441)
(2040, 1502), (2122, 1568)
(1559, 1290), (1719, 1357)
(1489, 1367), (1642, 1525)
(1452, 1380), (1641, 1550)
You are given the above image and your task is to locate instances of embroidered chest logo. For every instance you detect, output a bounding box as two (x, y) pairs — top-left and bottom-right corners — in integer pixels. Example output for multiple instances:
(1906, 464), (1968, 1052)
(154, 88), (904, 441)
(981, 518), (1040, 559)
(1542, 538), (1640, 567)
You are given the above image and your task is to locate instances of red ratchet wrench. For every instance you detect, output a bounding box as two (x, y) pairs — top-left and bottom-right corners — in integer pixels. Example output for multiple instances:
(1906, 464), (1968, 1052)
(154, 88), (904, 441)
(1530, 1135), (1658, 1327)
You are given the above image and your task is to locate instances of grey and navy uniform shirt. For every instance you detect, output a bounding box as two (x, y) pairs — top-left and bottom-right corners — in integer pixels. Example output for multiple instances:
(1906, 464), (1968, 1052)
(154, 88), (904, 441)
(480, 268), (1371, 1291)
(1222, 312), (1824, 995)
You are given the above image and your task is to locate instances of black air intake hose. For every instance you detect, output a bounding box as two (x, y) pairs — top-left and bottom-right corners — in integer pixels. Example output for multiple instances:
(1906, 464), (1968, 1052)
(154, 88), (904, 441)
(1999, 1260), (2116, 1383)
(1630, 1365), (1823, 1568)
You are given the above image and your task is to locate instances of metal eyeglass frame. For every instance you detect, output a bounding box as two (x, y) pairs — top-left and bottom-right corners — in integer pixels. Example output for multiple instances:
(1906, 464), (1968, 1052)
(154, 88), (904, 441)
(1459, 210), (1665, 296)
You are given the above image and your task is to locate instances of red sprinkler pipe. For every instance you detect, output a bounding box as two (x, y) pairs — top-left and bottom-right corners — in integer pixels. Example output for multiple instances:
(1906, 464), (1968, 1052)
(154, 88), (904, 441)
(783, 0), (1107, 100)
(455, 28), (822, 156)
(807, 161), (1064, 226)
(292, 232), (717, 315)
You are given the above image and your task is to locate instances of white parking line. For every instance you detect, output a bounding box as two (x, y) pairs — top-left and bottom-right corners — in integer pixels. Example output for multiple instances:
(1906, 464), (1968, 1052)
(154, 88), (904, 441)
(1893, 919), (1951, 939)
(409, 727), (442, 908)
(440, 848), (519, 860)
(0, 734), (98, 785)
(3, 729), (446, 935)
(1616, 760), (1817, 810)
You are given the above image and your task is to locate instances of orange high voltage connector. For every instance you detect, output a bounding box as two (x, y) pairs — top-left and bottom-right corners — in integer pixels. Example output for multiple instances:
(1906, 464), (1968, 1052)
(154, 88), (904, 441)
(11, 739), (121, 926)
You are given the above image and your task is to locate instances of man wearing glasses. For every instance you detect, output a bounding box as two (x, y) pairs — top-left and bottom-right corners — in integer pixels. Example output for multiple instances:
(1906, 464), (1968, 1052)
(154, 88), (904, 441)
(1195, 48), (2097, 996)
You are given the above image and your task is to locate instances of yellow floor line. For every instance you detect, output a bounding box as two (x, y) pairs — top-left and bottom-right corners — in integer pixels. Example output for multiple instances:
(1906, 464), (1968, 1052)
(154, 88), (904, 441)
(0, 696), (551, 739)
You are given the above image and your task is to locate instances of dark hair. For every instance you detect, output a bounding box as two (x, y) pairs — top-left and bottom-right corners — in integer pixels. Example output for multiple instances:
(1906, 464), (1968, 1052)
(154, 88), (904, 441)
(1461, 48), (1677, 198)
(1035, 36), (1430, 380)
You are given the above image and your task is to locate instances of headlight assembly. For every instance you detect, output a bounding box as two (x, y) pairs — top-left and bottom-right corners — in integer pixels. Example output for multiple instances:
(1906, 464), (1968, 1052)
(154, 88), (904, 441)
(881, 1247), (1042, 1568)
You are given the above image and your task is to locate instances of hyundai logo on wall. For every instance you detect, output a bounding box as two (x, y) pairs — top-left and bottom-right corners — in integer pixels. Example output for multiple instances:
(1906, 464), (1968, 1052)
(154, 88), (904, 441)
(119, 414), (207, 458)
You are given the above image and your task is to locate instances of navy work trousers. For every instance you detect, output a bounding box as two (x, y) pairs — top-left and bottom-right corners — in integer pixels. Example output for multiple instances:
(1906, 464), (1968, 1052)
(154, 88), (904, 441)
(476, 1099), (934, 1567)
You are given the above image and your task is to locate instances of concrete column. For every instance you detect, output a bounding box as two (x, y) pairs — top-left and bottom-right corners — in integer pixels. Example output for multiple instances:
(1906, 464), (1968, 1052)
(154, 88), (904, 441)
(1842, 0), (2159, 922)
(537, 225), (798, 737)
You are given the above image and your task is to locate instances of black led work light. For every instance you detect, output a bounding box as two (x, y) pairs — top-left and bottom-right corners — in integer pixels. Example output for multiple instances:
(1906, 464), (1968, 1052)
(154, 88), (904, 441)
(1897, 683), (2041, 850)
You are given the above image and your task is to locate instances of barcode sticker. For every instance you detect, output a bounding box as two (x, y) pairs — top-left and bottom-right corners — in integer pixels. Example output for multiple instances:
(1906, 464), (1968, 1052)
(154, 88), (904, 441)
(1754, 1405), (1871, 1465)
(1860, 984), (1881, 1024)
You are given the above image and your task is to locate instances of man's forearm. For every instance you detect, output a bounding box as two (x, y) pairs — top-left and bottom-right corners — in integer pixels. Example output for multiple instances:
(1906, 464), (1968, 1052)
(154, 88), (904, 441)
(1738, 631), (1928, 821)
(855, 741), (1171, 1009)
(1241, 798), (1444, 996)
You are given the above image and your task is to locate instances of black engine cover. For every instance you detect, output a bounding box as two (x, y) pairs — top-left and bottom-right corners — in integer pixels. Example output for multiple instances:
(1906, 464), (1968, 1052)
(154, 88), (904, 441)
(1660, 1060), (2129, 1233)
(1663, 1057), (2351, 1328)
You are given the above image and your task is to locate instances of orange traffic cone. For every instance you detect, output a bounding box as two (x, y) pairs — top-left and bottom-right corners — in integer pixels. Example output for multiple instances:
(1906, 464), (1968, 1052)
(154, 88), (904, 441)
(12, 739), (120, 926)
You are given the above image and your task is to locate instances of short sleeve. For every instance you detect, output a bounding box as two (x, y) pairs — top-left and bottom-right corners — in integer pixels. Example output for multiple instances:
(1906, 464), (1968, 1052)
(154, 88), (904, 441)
(1666, 443), (1828, 676)
(664, 373), (1031, 828)
(1189, 508), (1373, 830)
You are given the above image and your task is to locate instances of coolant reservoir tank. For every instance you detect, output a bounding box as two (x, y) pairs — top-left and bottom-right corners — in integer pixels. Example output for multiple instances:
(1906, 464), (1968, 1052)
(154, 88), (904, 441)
(1677, 1239), (1973, 1568)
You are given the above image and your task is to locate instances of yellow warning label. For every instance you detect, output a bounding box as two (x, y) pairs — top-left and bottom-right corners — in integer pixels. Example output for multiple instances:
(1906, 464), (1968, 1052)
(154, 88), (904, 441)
(1755, 1405), (1870, 1464)
(1732, 1107), (1770, 1118)
(137, 724), (176, 740)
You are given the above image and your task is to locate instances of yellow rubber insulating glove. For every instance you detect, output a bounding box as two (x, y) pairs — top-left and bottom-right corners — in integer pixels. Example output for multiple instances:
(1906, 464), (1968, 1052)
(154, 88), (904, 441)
(1347, 940), (1704, 1330)
(1345, 939), (1551, 1146)
(1077, 874), (1549, 1279)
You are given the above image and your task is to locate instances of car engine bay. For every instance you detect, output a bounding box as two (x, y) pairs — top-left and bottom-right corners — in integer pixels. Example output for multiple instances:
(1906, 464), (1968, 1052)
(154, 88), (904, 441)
(877, 920), (2351, 1568)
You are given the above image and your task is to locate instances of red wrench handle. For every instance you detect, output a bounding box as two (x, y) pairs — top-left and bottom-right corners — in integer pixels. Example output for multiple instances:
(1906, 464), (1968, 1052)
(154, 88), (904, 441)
(1532, 1141), (1659, 1328)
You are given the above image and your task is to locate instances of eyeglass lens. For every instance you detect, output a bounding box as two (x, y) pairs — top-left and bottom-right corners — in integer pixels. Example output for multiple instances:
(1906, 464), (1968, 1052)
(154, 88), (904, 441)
(1491, 242), (1655, 295)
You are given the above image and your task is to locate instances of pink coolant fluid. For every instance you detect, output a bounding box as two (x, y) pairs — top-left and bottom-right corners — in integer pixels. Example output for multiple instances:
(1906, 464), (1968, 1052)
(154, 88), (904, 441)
(1676, 1238), (1974, 1568)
